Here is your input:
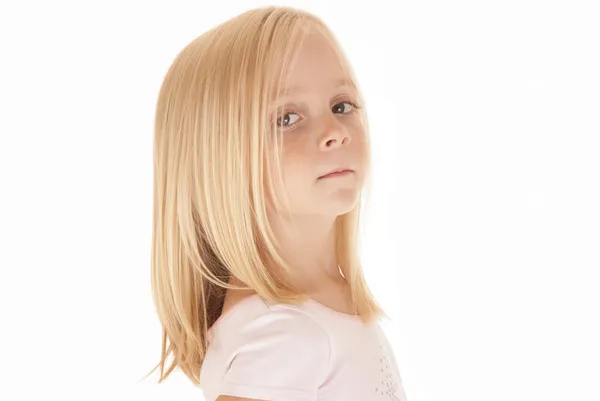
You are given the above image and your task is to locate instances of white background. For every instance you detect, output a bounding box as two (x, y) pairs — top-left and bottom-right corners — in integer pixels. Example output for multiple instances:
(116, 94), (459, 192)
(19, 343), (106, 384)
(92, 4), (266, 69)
(1, 1), (598, 400)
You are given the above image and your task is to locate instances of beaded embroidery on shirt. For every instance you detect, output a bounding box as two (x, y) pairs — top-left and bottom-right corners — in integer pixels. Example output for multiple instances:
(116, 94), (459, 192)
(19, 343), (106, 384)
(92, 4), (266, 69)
(374, 337), (406, 401)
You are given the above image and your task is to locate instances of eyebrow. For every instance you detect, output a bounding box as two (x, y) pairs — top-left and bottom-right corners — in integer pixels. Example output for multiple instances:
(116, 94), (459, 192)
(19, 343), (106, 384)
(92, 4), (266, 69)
(274, 78), (357, 99)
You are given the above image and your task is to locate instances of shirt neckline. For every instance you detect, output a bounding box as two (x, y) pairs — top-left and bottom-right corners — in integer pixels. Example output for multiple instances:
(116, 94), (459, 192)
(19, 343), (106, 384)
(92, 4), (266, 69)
(209, 292), (365, 334)
(304, 298), (363, 323)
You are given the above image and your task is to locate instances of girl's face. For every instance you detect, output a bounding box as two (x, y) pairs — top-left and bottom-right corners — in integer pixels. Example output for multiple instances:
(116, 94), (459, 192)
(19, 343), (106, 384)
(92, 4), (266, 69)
(270, 30), (368, 218)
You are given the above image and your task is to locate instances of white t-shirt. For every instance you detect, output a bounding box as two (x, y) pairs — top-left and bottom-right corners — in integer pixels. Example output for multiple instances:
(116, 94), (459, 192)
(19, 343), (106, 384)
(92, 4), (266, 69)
(200, 293), (408, 401)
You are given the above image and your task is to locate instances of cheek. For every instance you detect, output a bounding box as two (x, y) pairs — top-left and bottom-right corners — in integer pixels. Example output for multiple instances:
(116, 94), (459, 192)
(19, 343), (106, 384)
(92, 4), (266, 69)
(282, 138), (312, 175)
(351, 129), (370, 182)
(357, 126), (370, 152)
(282, 146), (316, 197)
(282, 159), (312, 192)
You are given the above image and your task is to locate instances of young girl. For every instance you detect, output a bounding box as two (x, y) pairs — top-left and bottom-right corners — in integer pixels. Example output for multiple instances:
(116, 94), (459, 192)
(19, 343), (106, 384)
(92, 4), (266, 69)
(148, 5), (408, 401)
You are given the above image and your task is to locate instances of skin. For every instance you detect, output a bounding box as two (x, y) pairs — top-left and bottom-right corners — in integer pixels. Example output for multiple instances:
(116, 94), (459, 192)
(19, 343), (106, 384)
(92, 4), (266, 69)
(264, 26), (369, 291)
(216, 28), (368, 400)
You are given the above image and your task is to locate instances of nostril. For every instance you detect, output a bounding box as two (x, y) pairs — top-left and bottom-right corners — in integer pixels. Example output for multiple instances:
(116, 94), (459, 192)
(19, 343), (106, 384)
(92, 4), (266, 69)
(325, 137), (349, 147)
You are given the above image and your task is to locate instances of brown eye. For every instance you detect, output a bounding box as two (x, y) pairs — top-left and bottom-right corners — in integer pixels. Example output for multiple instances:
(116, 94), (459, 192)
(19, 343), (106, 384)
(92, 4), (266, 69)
(276, 112), (300, 127)
(332, 101), (355, 114)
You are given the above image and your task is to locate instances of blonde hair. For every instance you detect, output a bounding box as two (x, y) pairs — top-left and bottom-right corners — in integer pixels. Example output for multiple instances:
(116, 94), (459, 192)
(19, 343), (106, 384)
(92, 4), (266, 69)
(146, 5), (386, 386)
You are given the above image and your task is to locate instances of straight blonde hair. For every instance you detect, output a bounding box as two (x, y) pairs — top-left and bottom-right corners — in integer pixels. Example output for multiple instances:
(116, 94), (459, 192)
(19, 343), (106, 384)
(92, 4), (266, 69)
(146, 5), (386, 386)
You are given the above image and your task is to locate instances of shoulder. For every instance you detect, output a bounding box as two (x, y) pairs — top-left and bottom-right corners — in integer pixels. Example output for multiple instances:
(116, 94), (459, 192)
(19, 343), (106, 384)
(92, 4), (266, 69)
(202, 294), (332, 401)
(247, 301), (331, 349)
(210, 292), (331, 373)
(210, 294), (331, 400)
(216, 292), (331, 352)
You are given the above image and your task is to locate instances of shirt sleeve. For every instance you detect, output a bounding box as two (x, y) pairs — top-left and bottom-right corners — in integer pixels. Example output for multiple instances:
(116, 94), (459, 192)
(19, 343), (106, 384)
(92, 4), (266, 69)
(217, 308), (331, 401)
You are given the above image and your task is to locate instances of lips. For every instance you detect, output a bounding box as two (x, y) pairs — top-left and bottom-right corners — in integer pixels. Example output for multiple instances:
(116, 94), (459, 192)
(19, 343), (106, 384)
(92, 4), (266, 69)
(318, 168), (354, 179)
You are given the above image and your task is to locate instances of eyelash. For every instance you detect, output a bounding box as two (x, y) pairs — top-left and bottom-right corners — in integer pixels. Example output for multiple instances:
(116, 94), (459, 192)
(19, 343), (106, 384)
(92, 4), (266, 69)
(274, 98), (362, 131)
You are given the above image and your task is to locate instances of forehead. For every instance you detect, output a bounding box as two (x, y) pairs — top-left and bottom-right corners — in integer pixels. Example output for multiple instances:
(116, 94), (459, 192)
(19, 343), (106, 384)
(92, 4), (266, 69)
(274, 30), (352, 96)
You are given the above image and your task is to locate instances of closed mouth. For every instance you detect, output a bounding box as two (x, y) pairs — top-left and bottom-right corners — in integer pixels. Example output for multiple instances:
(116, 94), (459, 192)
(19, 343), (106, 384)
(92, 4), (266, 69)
(318, 169), (354, 179)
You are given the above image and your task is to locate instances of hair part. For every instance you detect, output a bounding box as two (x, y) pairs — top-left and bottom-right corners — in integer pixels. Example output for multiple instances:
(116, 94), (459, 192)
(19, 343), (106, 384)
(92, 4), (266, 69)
(145, 5), (386, 386)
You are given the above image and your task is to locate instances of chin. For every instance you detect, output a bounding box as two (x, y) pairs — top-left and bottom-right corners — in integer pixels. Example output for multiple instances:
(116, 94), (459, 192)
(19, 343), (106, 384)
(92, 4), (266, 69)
(319, 188), (361, 216)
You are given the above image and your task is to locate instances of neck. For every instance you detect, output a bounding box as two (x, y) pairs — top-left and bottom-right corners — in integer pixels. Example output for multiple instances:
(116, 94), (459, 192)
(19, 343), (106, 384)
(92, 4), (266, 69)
(267, 211), (342, 290)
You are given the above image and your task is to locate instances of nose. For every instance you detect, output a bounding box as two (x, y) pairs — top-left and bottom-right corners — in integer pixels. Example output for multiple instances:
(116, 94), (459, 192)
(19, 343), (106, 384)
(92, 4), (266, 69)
(318, 118), (351, 150)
